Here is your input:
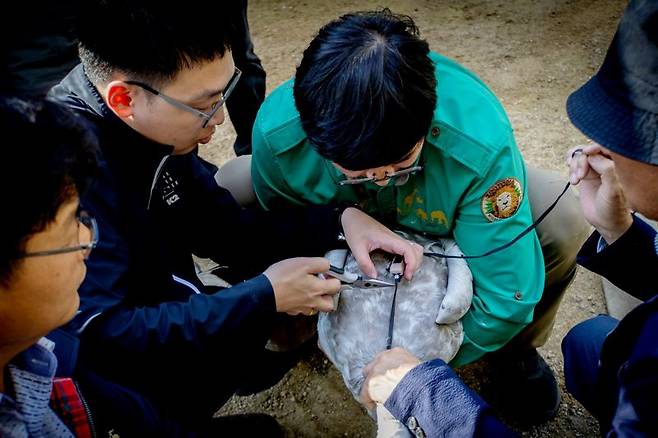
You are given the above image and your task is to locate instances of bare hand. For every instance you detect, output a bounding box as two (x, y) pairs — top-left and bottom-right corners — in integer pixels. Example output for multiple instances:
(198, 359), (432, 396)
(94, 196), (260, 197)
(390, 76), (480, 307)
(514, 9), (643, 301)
(567, 144), (632, 244)
(264, 257), (341, 315)
(341, 207), (423, 280)
(361, 347), (421, 410)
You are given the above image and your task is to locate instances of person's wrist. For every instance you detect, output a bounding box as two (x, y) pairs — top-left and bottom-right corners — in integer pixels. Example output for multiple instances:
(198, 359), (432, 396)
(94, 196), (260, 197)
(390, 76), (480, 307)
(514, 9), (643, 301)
(598, 213), (633, 244)
(263, 272), (283, 312)
(369, 362), (418, 404)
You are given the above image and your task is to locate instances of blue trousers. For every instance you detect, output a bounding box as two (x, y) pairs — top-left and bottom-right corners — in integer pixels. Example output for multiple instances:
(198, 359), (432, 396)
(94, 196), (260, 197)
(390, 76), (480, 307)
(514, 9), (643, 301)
(561, 314), (619, 416)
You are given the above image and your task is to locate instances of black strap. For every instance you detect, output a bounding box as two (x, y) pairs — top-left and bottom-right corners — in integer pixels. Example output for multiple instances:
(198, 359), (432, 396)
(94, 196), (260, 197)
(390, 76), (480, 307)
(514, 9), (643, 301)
(381, 182), (572, 349)
(424, 181), (572, 260)
(385, 256), (403, 349)
(385, 278), (400, 350)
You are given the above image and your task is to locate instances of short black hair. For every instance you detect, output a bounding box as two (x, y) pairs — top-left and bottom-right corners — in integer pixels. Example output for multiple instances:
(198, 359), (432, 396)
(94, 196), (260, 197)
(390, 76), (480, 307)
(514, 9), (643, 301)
(77, 0), (237, 86)
(294, 9), (437, 171)
(0, 97), (98, 285)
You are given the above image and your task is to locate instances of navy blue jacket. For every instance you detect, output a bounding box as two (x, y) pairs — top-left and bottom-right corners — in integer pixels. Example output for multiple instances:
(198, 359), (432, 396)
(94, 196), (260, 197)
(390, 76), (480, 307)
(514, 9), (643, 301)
(49, 329), (175, 436)
(385, 359), (516, 437)
(577, 215), (658, 436)
(47, 65), (345, 432)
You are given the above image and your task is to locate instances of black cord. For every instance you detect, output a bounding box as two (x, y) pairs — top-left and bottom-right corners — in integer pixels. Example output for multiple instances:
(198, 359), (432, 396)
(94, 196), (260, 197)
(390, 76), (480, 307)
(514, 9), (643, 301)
(382, 181), (571, 349)
(384, 255), (404, 349)
(424, 181), (571, 260)
(385, 275), (400, 350)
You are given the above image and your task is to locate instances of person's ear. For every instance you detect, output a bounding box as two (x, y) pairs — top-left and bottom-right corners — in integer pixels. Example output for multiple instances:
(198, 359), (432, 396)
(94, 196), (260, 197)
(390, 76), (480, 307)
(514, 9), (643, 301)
(106, 82), (135, 119)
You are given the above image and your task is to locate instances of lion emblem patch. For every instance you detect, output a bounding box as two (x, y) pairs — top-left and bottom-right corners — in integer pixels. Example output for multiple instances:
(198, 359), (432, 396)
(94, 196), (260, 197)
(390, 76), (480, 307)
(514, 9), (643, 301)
(481, 177), (523, 221)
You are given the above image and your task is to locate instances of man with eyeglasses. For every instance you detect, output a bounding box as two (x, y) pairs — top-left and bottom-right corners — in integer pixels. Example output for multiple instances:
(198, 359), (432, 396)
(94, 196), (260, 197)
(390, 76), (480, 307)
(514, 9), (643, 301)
(0, 95), (315, 436)
(248, 10), (591, 424)
(47, 0), (424, 433)
(0, 96), (97, 437)
(0, 96), (167, 436)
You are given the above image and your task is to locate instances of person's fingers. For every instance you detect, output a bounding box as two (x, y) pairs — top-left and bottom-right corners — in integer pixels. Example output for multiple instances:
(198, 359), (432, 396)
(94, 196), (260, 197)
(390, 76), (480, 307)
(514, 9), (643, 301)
(351, 244), (378, 278)
(574, 151), (590, 180)
(567, 147), (583, 163)
(302, 257), (331, 274)
(392, 240), (420, 280)
(568, 145), (605, 185)
(567, 146), (584, 165)
(576, 153), (586, 179)
(587, 153), (616, 179)
(363, 361), (373, 377)
(360, 379), (375, 411)
(567, 144), (601, 164)
(316, 277), (341, 295)
(376, 237), (423, 280)
(569, 163), (580, 184)
(363, 353), (380, 377)
(569, 151), (592, 184)
(582, 143), (603, 155)
(314, 295), (336, 313)
(307, 275), (339, 295)
(403, 242), (424, 280)
(567, 151), (578, 184)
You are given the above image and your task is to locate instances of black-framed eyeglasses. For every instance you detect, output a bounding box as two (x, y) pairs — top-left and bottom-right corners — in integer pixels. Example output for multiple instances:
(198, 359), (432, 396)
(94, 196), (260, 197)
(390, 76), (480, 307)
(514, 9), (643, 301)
(338, 165), (424, 186)
(19, 210), (98, 260)
(125, 67), (242, 128)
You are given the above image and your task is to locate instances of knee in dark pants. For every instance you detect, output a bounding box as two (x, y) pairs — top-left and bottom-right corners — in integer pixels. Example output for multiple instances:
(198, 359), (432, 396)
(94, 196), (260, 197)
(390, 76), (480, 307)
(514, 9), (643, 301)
(561, 315), (618, 414)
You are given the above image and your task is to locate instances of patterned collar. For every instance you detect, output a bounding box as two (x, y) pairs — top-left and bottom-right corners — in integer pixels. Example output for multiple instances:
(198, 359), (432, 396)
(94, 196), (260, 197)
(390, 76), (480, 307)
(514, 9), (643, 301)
(0, 338), (73, 437)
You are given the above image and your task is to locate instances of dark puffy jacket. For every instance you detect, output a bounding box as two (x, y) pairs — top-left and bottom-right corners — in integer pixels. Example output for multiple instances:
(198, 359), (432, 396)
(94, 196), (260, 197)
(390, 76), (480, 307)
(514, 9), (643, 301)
(48, 65), (344, 433)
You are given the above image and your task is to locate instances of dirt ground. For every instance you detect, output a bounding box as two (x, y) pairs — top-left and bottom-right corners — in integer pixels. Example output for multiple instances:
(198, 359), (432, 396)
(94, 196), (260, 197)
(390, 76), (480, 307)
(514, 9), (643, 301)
(202, 1), (629, 436)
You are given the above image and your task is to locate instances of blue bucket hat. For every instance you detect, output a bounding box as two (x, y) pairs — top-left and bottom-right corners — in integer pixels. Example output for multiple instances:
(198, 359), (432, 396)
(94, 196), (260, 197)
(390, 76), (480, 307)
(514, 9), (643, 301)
(567, 0), (658, 165)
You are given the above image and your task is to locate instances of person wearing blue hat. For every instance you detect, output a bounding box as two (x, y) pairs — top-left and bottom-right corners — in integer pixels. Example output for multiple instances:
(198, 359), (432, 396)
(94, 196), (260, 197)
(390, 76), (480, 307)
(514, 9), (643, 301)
(562, 0), (658, 435)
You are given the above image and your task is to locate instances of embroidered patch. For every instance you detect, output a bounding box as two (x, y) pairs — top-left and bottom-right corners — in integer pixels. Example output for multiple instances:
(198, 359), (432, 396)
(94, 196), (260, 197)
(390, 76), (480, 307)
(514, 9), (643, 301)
(481, 177), (523, 221)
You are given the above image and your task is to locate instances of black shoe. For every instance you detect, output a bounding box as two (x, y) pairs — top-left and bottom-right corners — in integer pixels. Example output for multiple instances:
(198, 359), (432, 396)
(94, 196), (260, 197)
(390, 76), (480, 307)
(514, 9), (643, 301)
(209, 413), (283, 437)
(489, 348), (560, 425)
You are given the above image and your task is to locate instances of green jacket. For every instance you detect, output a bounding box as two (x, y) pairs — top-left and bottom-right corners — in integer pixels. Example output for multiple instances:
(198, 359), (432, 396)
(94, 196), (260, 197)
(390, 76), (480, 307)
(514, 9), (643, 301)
(251, 52), (545, 366)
